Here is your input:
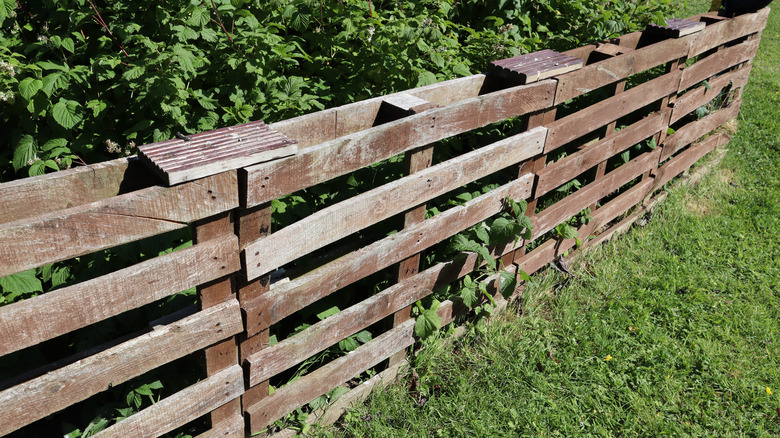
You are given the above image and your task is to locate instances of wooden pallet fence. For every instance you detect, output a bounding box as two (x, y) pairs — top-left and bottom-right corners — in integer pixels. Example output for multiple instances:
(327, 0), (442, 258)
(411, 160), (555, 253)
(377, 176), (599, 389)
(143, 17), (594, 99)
(0, 7), (767, 437)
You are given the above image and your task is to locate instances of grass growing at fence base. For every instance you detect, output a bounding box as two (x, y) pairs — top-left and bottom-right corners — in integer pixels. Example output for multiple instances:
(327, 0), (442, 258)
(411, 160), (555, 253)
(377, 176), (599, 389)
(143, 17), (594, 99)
(310, 4), (780, 437)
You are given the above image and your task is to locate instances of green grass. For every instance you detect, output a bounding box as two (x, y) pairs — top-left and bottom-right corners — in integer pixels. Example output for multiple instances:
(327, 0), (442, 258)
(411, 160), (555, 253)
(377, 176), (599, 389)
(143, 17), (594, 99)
(309, 3), (780, 437)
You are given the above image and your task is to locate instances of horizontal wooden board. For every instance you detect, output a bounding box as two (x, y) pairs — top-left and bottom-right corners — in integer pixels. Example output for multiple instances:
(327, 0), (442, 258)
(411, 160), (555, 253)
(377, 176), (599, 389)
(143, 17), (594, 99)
(554, 36), (690, 104)
(244, 174), (533, 333)
(0, 171), (238, 278)
(243, 81), (555, 207)
(591, 179), (655, 228)
(0, 300), (242, 436)
(537, 110), (669, 196)
(515, 221), (594, 276)
(246, 319), (416, 432)
(0, 235), (239, 357)
(679, 38), (760, 91)
(94, 365), (244, 438)
(546, 71), (680, 152)
(533, 148), (662, 239)
(687, 8), (769, 58)
(662, 101), (741, 161)
(243, 127), (546, 280)
(671, 65), (750, 124)
(0, 158), (152, 225)
(194, 415), (244, 438)
(654, 133), (727, 190)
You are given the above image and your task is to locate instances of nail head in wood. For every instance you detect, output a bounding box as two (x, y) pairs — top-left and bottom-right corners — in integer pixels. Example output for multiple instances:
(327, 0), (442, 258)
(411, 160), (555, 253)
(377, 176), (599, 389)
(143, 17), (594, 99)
(490, 49), (584, 85)
(138, 120), (298, 185)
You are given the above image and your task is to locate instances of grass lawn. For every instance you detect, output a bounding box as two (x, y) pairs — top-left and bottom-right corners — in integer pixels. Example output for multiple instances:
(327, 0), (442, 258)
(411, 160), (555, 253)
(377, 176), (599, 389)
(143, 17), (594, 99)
(311, 2), (780, 437)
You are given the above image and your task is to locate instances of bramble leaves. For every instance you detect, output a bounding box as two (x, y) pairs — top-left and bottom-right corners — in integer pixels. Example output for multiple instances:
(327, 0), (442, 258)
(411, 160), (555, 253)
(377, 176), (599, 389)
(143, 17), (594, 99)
(415, 300), (442, 339)
(51, 98), (83, 129)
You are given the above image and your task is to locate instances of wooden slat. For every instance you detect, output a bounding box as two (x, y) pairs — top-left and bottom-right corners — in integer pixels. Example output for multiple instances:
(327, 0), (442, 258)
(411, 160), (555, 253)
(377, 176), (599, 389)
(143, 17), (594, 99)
(0, 300), (243, 436)
(654, 133), (727, 190)
(687, 8), (770, 58)
(647, 18), (706, 38)
(532, 148), (662, 239)
(671, 65), (750, 124)
(244, 175), (533, 333)
(546, 71), (681, 152)
(661, 101), (741, 161)
(243, 127), (546, 280)
(554, 36), (690, 105)
(0, 158), (152, 225)
(94, 365), (244, 438)
(245, 319), (416, 432)
(591, 179), (655, 228)
(537, 110), (669, 197)
(0, 171), (238, 278)
(242, 81), (555, 207)
(491, 50), (583, 84)
(0, 234), (239, 357)
(194, 415), (244, 438)
(679, 38), (760, 91)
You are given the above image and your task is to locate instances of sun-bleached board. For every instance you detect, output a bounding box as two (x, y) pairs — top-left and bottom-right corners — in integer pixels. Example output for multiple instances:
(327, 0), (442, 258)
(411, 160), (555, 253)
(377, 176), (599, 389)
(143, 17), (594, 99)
(0, 234), (239, 356)
(194, 415), (245, 438)
(546, 71), (680, 152)
(537, 110), (669, 197)
(242, 81), (555, 207)
(242, 127), (546, 280)
(671, 66), (750, 124)
(0, 300), (243, 436)
(654, 133), (727, 190)
(0, 171), (238, 278)
(591, 179), (655, 229)
(138, 121), (298, 185)
(661, 101), (741, 161)
(678, 38), (760, 91)
(687, 7), (769, 58)
(533, 148), (662, 239)
(0, 157), (152, 225)
(94, 365), (244, 438)
(242, 175), (533, 334)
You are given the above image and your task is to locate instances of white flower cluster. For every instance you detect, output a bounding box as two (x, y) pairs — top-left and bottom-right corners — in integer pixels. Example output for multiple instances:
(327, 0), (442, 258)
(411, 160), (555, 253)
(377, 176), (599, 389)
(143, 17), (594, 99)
(0, 91), (15, 104)
(105, 139), (122, 154)
(0, 61), (15, 77)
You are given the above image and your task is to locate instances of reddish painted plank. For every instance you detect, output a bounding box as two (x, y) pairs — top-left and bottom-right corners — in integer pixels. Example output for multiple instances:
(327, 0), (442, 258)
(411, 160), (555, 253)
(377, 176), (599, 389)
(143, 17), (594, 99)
(661, 101), (741, 161)
(671, 66), (750, 124)
(679, 38), (760, 91)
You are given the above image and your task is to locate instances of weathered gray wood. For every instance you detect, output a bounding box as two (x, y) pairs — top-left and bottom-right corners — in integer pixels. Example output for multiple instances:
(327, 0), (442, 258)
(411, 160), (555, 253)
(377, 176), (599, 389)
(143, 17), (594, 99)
(243, 127), (546, 280)
(0, 235), (239, 357)
(0, 157), (152, 225)
(382, 94), (438, 114)
(687, 8), (770, 58)
(661, 101), (741, 161)
(242, 81), (555, 207)
(591, 179), (655, 229)
(546, 71), (680, 152)
(0, 300), (243, 436)
(679, 38), (759, 92)
(533, 148), (662, 239)
(655, 133), (727, 189)
(554, 36), (690, 105)
(243, 175), (533, 334)
(94, 365), (244, 438)
(246, 319), (416, 432)
(671, 65), (750, 124)
(537, 110), (669, 196)
(0, 171), (238, 278)
(194, 415), (244, 438)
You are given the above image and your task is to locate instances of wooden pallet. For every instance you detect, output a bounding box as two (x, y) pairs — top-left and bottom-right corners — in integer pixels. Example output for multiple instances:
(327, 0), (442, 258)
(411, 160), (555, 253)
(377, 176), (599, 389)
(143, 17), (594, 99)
(138, 120), (297, 185)
(490, 49), (584, 84)
(647, 18), (706, 38)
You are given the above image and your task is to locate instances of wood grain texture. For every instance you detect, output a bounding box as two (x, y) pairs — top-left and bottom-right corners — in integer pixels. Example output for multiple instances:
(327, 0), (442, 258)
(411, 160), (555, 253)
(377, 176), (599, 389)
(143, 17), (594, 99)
(687, 8), (769, 58)
(591, 179), (655, 228)
(246, 319), (416, 432)
(94, 365), (244, 438)
(671, 65), (750, 124)
(533, 148), (662, 239)
(654, 133), (727, 190)
(0, 235), (239, 357)
(0, 300), (243, 436)
(194, 415), (244, 438)
(242, 81), (555, 207)
(0, 171), (238, 278)
(0, 157), (152, 225)
(243, 127), (546, 280)
(554, 37), (690, 105)
(243, 175), (533, 333)
(661, 101), (741, 161)
(678, 38), (760, 91)
(546, 71), (680, 152)
(537, 110), (669, 196)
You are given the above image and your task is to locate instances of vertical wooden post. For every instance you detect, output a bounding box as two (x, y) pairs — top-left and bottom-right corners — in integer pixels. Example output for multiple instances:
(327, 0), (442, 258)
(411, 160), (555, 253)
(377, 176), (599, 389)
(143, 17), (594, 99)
(236, 204), (273, 411)
(193, 211), (242, 427)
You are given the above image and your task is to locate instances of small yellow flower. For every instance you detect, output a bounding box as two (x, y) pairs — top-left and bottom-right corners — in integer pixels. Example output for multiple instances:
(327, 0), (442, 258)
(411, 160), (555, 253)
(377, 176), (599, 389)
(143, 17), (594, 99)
(767, 387), (773, 395)
(605, 355), (612, 362)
